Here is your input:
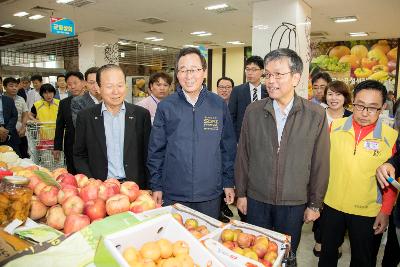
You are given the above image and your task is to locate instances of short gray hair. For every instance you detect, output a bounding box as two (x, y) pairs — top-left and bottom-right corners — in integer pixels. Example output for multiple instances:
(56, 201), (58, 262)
(264, 48), (303, 74)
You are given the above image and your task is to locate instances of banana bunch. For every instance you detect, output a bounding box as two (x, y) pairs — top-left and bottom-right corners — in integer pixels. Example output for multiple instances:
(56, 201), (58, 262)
(368, 70), (389, 82)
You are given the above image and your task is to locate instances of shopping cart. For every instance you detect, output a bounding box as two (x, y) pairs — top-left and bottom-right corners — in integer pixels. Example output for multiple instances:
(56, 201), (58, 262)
(26, 121), (66, 171)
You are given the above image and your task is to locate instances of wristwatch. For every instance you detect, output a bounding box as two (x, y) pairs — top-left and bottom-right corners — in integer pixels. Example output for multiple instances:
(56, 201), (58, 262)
(308, 206), (321, 212)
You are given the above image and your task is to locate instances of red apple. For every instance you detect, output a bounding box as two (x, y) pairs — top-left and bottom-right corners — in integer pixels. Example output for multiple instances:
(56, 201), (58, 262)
(252, 242), (268, 258)
(259, 258), (273, 267)
(56, 173), (78, 188)
(30, 195), (48, 220)
(63, 214), (90, 235)
(172, 213), (183, 225)
(98, 183), (116, 201)
(34, 182), (47, 196)
(104, 178), (121, 188)
(75, 174), (89, 188)
(39, 185), (59, 206)
(84, 199), (106, 221)
(129, 194), (156, 213)
(80, 183), (99, 202)
(27, 174), (41, 190)
(46, 205), (66, 230)
(267, 241), (278, 253)
(221, 229), (235, 242)
(52, 168), (68, 179)
(222, 241), (235, 250)
(62, 195), (84, 215)
(103, 178), (120, 194)
(264, 251), (278, 264)
(88, 178), (103, 187)
(106, 194), (130, 215)
(57, 186), (79, 204)
(237, 233), (252, 248)
(120, 181), (140, 202)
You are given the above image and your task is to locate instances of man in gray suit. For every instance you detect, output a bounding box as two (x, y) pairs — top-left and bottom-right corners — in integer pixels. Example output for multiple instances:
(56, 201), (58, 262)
(71, 67), (102, 126)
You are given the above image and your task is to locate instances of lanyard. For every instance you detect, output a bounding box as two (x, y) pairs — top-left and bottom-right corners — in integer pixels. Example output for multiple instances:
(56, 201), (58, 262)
(150, 95), (159, 105)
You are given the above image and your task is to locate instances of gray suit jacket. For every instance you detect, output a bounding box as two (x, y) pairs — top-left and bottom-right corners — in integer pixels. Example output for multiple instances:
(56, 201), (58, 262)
(71, 92), (96, 127)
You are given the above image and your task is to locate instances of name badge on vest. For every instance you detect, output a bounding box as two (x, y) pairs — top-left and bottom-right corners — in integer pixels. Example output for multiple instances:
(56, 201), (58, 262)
(364, 140), (379, 151)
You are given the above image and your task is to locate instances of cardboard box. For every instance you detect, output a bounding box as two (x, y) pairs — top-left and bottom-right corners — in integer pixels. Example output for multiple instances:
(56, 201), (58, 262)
(94, 213), (224, 267)
(204, 220), (290, 267)
(133, 203), (225, 240)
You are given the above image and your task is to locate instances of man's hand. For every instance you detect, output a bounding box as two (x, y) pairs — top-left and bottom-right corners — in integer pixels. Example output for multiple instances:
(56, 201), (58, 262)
(52, 150), (61, 161)
(373, 211), (389, 234)
(17, 126), (26, 137)
(152, 191), (163, 206)
(304, 207), (320, 223)
(0, 127), (8, 142)
(224, 188), (235, 205)
(376, 163), (395, 189)
(236, 197), (247, 215)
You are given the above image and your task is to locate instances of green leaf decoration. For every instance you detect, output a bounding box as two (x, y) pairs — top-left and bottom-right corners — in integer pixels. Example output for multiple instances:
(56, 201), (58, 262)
(33, 170), (61, 189)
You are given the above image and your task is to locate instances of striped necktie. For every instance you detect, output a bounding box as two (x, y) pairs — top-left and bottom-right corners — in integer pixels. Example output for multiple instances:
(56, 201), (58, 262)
(252, 87), (257, 102)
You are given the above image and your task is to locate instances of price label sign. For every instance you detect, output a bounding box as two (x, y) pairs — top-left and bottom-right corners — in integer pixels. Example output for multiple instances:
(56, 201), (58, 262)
(50, 16), (75, 36)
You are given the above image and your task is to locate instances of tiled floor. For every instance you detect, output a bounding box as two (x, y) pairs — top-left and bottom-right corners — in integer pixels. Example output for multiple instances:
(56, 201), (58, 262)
(228, 205), (386, 267)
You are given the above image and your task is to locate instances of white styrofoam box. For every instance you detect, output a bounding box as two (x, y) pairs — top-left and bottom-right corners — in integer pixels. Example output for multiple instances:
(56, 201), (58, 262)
(102, 213), (224, 267)
(133, 203), (225, 240)
(204, 220), (290, 267)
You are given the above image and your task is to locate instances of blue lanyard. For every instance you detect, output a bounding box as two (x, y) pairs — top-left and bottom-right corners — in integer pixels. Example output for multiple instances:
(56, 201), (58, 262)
(150, 95), (159, 105)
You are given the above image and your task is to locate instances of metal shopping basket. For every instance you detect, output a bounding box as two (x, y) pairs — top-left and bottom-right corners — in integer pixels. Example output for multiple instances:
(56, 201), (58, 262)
(26, 121), (66, 171)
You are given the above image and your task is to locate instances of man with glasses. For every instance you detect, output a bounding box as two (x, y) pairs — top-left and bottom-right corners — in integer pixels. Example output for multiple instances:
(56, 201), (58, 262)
(235, 49), (330, 263)
(148, 47), (237, 219)
(229, 56), (267, 142)
(216, 77), (234, 103)
(319, 80), (398, 267)
(311, 72), (332, 105)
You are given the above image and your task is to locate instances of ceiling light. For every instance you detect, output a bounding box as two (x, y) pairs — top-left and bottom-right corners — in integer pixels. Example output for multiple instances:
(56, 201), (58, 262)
(253, 24), (269, 30)
(145, 37), (157, 40)
(349, 32), (368, 37)
(120, 52), (125, 58)
(205, 3), (228, 10)
(14, 11), (29, 17)
(152, 47), (166, 51)
(29, 15), (45, 20)
(151, 38), (164, 41)
(1, 24), (15, 28)
(190, 31), (206, 35)
(198, 33), (212, 37)
(227, 41), (244, 45)
(332, 16), (358, 23)
(56, 0), (74, 3)
(118, 41), (130, 45)
(183, 45), (199, 48)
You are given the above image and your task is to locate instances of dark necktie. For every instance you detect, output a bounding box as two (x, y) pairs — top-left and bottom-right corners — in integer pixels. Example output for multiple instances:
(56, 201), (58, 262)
(252, 88), (257, 102)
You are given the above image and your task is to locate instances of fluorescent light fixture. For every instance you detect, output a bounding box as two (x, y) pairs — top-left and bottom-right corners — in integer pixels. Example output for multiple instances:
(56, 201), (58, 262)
(1, 24), (15, 28)
(56, 0), (74, 3)
(151, 38), (164, 41)
(145, 37), (157, 40)
(253, 24), (269, 30)
(120, 52), (125, 58)
(227, 41), (244, 45)
(29, 14), (45, 20)
(198, 32), (212, 37)
(152, 47), (166, 51)
(118, 41), (130, 45)
(14, 11), (29, 17)
(349, 32), (368, 37)
(183, 44), (199, 48)
(332, 16), (358, 23)
(190, 31), (206, 35)
(205, 3), (228, 10)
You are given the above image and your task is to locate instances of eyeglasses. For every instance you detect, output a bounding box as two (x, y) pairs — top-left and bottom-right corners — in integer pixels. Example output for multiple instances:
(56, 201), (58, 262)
(352, 103), (382, 114)
(245, 68), (261, 73)
(264, 71), (292, 80)
(177, 68), (203, 75)
(313, 85), (326, 90)
(217, 85), (232, 90)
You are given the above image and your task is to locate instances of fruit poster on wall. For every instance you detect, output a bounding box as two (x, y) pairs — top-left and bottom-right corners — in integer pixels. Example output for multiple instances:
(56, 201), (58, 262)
(309, 39), (398, 98)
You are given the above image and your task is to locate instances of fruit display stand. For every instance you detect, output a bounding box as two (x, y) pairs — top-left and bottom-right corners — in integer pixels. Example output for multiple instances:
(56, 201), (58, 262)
(94, 213), (225, 267)
(133, 203), (225, 240)
(204, 220), (290, 267)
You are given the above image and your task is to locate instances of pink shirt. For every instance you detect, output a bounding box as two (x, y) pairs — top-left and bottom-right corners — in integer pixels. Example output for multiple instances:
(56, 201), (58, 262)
(136, 94), (160, 124)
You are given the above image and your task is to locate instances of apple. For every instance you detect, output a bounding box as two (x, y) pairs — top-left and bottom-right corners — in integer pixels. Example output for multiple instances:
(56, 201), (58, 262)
(264, 251), (278, 264)
(237, 233), (252, 248)
(80, 183), (100, 202)
(361, 58), (378, 69)
(252, 242), (268, 258)
(172, 213), (183, 225)
(30, 195), (48, 220)
(98, 183), (116, 201)
(222, 241), (235, 250)
(39, 185), (59, 206)
(52, 168), (68, 179)
(172, 241), (189, 257)
(233, 229), (242, 242)
(255, 236), (269, 247)
(120, 181), (140, 202)
(46, 205), (66, 230)
(196, 225), (209, 236)
(33, 182), (47, 196)
(56, 173), (78, 188)
(62, 195), (84, 215)
(87, 178), (103, 187)
(189, 229), (203, 239)
(27, 173), (41, 190)
(259, 258), (273, 267)
(129, 194), (156, 213)
(63, 214), (90, 235)
(184, 218), (198, 230)
(106, 194), (130, 215)
(243, 250), (258, 261)
(84, 199), (106, 221)
(57, 186), (79, 204)
(232, 247), (244, 255)
(103, 178), (121, 194)
(267, 241), (278, 253)
(74, 174), (89, 188)
(221, 229), (235, 242)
